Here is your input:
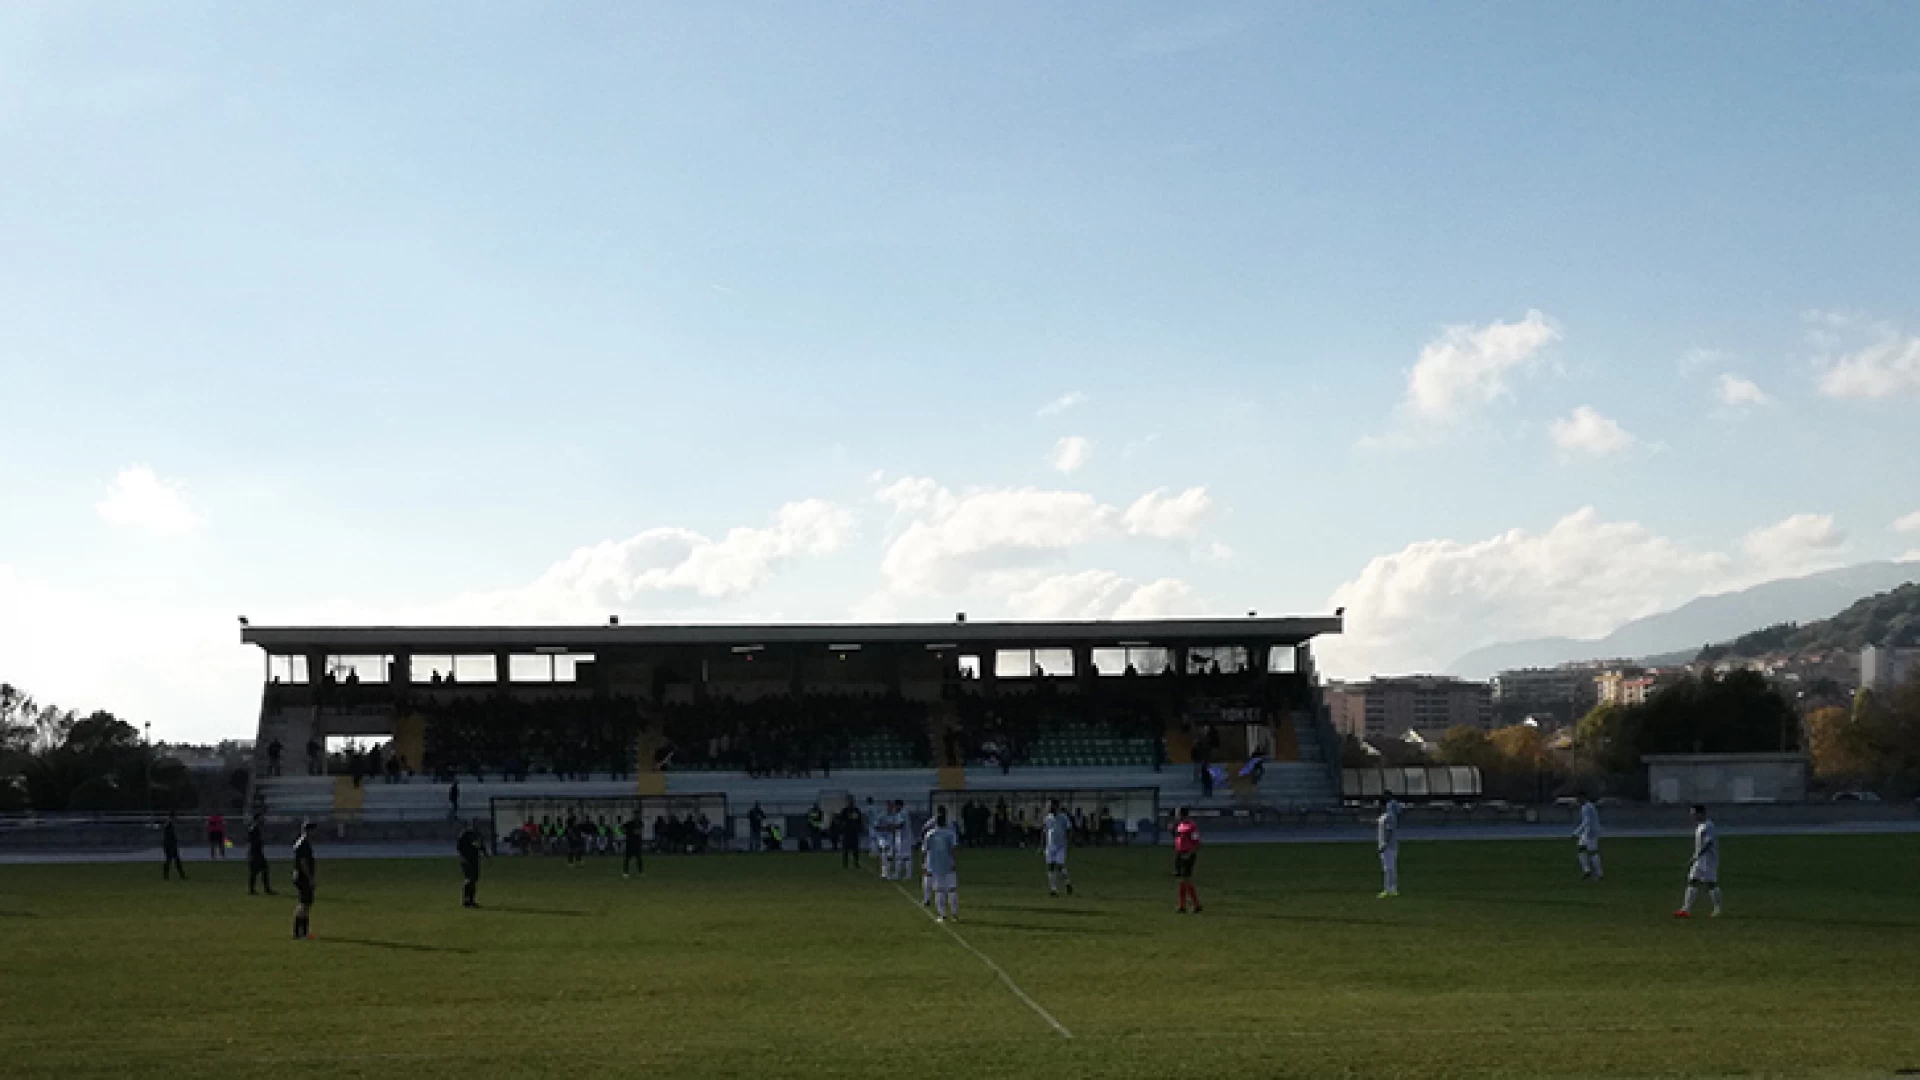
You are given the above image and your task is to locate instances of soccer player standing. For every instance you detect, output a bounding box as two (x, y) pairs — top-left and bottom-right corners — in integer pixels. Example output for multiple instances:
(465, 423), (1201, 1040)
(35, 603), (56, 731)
(291, 822), (317, 940)
(1675, 804), (1722, 918)
(1377, 790), (1401, 898)
(923, 807), (960, 922)
(1173, 807), (1201, 913)
(872, 801), (895, 879)
(457, 821), (486, 908)
(206, 813), (228, 860)
(246, 814), (274, 895)
(161, 812), (186, 881)
(1042, 800), (1074, 897)
(890, 801), (914, 881)
(1574, 795), (1604, 881)
(622, 813), (645, 878)
(838, 800), (865, 870)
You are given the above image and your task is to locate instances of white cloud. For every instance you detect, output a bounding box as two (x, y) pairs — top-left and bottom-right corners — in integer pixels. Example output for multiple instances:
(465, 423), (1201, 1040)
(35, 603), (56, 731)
(1317, 507), (1731, 677)
(874, 476), (954, 521)
(1716, 373), (1772, 408)
(1006, 570), (1202, 621)
(1548, 406), (1636, 457)
(503, 499), (855, 613)
(1401, 310), (1560, 421)
(1894, 511), (1920, 535)
(95, 466), (201, 536)
(880, 486), (1115, 595)
(1741, 513), (1848, 575)
(1006, 570), (1135, 620)
(0, 565), (256, 743)
(1113, 578), (1202, 619)
(1037, 391), (1089, 418)
(1050, 435), (1093, 474)
(1123, 487), (1213, 540)
(876, 479), (1221, 596)
(1811, 312), (1920, 399)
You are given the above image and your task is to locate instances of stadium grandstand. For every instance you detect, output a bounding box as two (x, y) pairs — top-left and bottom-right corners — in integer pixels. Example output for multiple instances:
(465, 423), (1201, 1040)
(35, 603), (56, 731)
(241, 616), (1343, 843)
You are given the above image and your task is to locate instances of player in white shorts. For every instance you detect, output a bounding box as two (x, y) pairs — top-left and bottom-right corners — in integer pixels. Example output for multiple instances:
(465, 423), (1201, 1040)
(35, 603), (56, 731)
(1041, 799), (1074, 897)
(872, 801), (897, 879)
(881, 802), (904, 881)
(922, 806), (960, 922)
(919, 813), (938, 906)
(1675, 803), (1721, 918)
(1377, 790), (1401, 898)
(1573, 794), (1603, 881)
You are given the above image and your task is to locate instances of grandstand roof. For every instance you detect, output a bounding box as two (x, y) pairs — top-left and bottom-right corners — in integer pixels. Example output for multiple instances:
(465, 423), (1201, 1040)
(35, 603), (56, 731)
(241, 616), (1341, 652)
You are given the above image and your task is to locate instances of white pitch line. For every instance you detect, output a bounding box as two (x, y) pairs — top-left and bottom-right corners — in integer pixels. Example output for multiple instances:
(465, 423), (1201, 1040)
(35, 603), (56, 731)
(889, 880), (1073, 1040)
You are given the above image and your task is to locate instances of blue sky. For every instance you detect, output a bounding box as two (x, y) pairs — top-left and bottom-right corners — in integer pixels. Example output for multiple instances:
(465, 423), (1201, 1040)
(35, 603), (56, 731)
(3, 3), (1918, 740)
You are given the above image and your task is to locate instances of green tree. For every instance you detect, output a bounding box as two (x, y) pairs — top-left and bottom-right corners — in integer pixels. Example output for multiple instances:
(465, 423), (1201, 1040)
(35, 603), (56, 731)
(1572, 702), (1640, 775)
(1490, 724), (1550, 773)
(1434, 726), (1497, 771)
(1806, 705), (1871, 782)
(1634, 670), (1799, 756)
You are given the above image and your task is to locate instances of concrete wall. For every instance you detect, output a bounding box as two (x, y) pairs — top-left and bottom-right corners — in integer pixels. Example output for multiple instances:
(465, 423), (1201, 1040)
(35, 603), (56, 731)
(1645, 756), (1807, 805)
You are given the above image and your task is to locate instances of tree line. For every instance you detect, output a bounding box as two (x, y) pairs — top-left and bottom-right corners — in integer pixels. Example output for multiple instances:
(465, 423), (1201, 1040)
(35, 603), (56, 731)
(0, 683), (232, 812)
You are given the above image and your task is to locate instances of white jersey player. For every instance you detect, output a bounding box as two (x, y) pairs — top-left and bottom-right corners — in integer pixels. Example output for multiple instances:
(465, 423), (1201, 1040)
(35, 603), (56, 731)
(1041, 800), (1074, 897)
(923, 807), (960, 922)
(920, 812), (938, 906)
(1377, 792), (1401, 898)
(1573, 796), (1604, 881)
(873, 802), (898, 879)
(889, 803), (915, 881)
(1676, 804), (1721, 918)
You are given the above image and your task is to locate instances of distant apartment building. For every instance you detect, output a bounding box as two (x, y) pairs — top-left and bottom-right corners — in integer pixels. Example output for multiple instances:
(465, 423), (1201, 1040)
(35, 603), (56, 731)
(1860, 645), (1920, 693)
(1594, 666), (1680, 707)
(1491, 665), (1602, 727)
(1326, 676), (1493, 741)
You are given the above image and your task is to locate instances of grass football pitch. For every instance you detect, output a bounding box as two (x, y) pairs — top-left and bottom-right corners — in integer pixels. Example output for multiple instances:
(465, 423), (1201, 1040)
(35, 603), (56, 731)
(2, 833), (1918, 1079)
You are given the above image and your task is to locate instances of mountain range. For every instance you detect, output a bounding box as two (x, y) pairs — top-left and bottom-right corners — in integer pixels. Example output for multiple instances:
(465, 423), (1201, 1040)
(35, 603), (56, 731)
(1445, 561), (1920, 680)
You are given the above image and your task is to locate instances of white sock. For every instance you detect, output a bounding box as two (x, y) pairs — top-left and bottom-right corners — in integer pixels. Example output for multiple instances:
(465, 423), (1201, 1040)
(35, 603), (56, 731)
(1577, 852), (1591, 875)
(1047, 870), (1058, 892)
(944, 888), (958, 918)
(922, 876), (932, 904)
(1590, 854), (1603, 878)
(1682, 886), (1697, 912)
(1709, 888), (1722, 913)
(933, 890), (947, 918)
(1385, 864), (1398, 892)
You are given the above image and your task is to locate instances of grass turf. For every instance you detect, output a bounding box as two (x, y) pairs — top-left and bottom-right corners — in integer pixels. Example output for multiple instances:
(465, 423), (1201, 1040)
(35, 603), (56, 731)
(2, 834), (1918, 1079)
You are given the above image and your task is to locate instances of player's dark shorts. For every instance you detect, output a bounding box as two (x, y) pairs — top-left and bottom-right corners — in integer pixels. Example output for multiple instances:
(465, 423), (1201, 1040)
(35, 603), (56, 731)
(209, 831), (225, 847)
(625, 843), (643, 858)
(295, 876), (315, 905)
(1174, 852), (1197, 879)
(248, 854), (269, 870)
(461, 858), (481, 883)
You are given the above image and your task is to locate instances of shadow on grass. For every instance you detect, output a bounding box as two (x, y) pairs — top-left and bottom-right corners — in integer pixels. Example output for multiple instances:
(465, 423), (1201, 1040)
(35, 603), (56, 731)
(0, 910), (38, 918)
(985, 905), (1112, 918)
(1736, 914), (1920, 931)
(953, 918), (1109, 936)
(1448, 894), (1611, 911)
(1223, 911), (1393, 928)
(314, 936), (475, 955)
(485, 905), (596, 918)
